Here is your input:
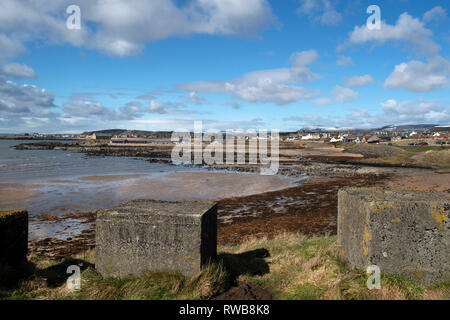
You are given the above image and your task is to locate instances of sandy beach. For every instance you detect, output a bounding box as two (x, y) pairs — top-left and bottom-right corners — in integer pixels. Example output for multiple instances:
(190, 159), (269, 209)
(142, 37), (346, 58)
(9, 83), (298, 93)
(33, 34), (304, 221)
(0, 183), (43, 203)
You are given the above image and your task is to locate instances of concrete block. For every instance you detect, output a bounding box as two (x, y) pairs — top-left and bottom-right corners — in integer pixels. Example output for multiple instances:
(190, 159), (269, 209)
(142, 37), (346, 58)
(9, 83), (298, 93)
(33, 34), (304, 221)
(96, 200), (217, 278)
(337, 188), (450, 286)
(0, 210), (28, 268)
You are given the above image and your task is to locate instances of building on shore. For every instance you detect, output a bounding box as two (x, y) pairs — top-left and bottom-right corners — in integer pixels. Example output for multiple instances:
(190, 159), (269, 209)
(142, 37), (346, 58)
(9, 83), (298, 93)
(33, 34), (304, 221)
(91, 133), (114, 140)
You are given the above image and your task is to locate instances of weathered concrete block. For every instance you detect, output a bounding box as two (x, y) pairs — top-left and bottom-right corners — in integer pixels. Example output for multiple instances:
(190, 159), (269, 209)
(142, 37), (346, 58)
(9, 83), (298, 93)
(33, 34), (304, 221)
(0, 210), (28, 268)
(338, 188), (450, 286)
(96, 200), (217, 278)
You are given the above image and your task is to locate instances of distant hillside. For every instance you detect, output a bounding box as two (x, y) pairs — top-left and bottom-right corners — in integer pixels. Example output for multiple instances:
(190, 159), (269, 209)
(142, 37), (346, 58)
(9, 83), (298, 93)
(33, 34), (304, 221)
(82, 129), (126, 136)
(429, 126), (450, 132)
(379, 124), (440, 131)
(296, 124), (450, 133)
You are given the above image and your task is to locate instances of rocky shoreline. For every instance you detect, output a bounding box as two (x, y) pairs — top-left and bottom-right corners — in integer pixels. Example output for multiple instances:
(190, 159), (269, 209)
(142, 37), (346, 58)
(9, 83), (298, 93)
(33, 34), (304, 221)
(14, 141), (173, 158)
(13, 141), (432, 178)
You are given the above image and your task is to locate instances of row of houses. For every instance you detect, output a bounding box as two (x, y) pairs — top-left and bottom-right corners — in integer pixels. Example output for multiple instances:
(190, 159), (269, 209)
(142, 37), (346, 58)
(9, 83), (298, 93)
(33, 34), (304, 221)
(282, 131), (449, 144)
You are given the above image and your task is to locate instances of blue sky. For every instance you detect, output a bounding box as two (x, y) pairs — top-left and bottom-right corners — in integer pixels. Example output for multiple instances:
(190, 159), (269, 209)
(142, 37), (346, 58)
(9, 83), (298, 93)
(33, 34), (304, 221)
(0, 0), (449, 133)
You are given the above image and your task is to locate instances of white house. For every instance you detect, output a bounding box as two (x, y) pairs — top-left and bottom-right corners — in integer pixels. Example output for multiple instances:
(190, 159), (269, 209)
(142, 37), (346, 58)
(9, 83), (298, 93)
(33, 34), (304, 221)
(301, 133), (321, 140)
(330, 136), (343, 142)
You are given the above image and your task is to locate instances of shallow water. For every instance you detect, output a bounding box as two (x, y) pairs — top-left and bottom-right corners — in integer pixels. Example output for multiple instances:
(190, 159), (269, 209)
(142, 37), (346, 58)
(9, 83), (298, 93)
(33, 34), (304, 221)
(0, 140), (298, 240)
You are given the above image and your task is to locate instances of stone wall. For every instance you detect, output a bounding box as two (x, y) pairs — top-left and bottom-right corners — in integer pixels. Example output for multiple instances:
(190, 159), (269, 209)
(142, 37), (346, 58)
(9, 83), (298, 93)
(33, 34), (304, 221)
(337, 188), (450, 286)
(96, 200), (217, 278)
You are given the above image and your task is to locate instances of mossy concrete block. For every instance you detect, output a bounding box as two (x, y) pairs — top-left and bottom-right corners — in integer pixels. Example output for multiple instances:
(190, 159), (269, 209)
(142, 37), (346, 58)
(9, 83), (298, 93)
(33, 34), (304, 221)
(96, 200), (217, 278)
(0, 210), (28, 267)
(337, 188), (450, 286)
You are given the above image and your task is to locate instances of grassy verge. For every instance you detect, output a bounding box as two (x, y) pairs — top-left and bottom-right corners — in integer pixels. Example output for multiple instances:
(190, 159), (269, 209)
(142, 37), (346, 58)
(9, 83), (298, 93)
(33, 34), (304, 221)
(2, 234), (450, 300)
(222, 234), (450, 300)
(357, 154), (417, 167)
(423, 149), (450, 168)
(336, 143), (450, 168)
(397, 145), (450, 153)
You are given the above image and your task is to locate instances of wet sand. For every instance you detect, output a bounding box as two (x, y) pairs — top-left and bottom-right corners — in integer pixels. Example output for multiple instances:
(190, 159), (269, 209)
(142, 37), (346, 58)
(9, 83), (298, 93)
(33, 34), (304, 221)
(0, 183), (43, 202)
(115, 171), (297, 201)
(1, 171), (294, 212)
(0, 170), (296, 241)
(78, 174), (145, 182)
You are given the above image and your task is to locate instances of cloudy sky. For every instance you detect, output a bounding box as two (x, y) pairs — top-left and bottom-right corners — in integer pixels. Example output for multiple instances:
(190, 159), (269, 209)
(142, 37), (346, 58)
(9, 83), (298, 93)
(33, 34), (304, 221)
(0, 0), (449, 133)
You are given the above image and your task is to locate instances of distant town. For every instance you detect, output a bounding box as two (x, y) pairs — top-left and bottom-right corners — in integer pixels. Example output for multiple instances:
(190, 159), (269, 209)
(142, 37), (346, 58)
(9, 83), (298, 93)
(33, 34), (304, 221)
(1, 124), (449, 146)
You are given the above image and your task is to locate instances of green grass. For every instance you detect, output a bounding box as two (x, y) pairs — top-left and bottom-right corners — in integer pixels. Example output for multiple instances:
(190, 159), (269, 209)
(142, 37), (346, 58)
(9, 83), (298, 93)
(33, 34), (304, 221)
(334, 142), (450, 168)
(397, 145), (450, 153)
(2, 234), (450, 300)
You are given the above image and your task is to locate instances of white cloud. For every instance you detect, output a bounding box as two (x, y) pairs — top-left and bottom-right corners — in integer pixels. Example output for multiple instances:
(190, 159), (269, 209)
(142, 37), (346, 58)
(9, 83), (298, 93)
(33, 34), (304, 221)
(0, 68), (61, 131)
(290, 50), (319, 67)
(148, 100), (193, 115)
(0, 79), (55, 114)
(313, 97), (333, 106)
(347, 109), (370, 120)
(93, 37), (143, 57)
(423, 6), (447, 23)
(0, 63), (37, 79)
(342, 12), (440, 55)
(189, 91), (210, 105)
(380, 98), (450, 124)
(61, 95), (195, 121)
(0, 0), (277, 58)
(119, 101), (148, 119)
(343, 98), (450, 127)
(234, 81), (317, 105)
(283, 98), (450, 129)
(336, 56), (353, 66)
(332, 85), (358, 103)
(63, 98), (113, 119)
(178, 50), (320, 105)
(0, 34), (26, 62)
(345, 75), (373, 87)
(384, 56), (450, 92)
(297, 0), (342, 26)
(0, 1), (89, 47)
